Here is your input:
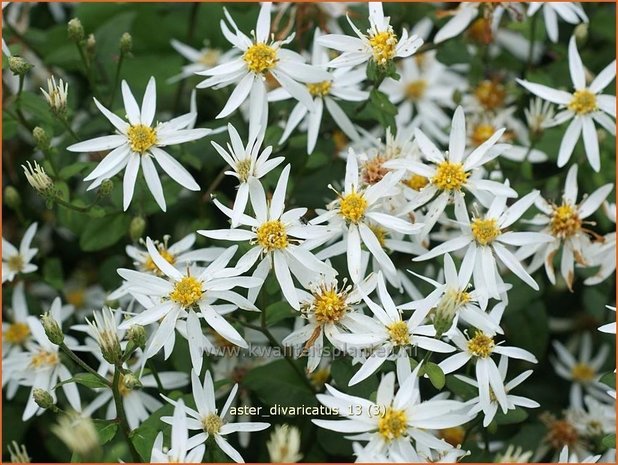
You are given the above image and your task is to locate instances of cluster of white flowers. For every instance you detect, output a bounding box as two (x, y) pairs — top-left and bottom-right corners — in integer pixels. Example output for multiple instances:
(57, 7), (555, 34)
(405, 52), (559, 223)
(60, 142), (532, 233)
(3, 2), (615, 463)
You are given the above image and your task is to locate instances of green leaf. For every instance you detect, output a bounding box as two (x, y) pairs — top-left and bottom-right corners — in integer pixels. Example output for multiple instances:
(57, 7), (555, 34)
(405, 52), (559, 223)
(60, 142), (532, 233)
(55, 372), (109, 390)
(79, 214), (131, 251)
(265, 301), (294, 326)
(43, 257), (64, 290)
(330, 357), (379, 397)
(494, 406), (528, 425)
(59, 162), (92, 180)
(602, 433), (616, 449)
(423, 362), (445, 390)
(94, 419), (118, 444)
(600, 371), (616, 389)
(446, 375), (478, 400)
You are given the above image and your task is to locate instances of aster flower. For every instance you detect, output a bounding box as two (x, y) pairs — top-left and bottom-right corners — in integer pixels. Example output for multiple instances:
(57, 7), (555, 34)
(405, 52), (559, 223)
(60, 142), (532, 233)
(558, 446), (601, 464)
(2, 282), (31, 357)
(211, 124), (284, 227)
(151, 399), (205, 463)
(317, 2), (423, 68)
(527, 3), (588, 43)
(313, 367), (470, 456)
(266, 425), (303, 463)
(199, 165), (335, 310)
(67, 77), (210, 211)
(584, 202), (616, 286)
(162, 370), (270, 463)
(40, 76), (68, 115)
(196, 2), (332, 140)
(169, 39), (237, 83)
(3, 222), (38, 284)
(384, 106), (517, 236)
(516, 36), (616, 171)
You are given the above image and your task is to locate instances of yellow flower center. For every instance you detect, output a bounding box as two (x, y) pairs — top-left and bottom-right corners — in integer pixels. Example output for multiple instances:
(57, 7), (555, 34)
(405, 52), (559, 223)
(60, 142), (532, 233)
(236, 158), (253, 183)
(169, 276), (203, 308)
(202, 413), (223, 435)
(7, 255), (24, 272)
(256, 220), (289, 251)
(387, 320), (410, 346)
(65, 289), (86, 308)
(362, 156), (389, 185)
(468, 17), (493, 44)
(307, 80), (332, 97)
(474, 80), (506, 110)
(5, 322), (30, 345)
(405, 79), (428, 101)
(339, 191), (368, 224)
(439, 426), (465, 446)
(471, 123), (496, 147)
(471, 218), (501, 246)
(144, 248), (176, 274)
(568, 89), (597, 115)
(127, 124), (157, 154)
(333, 130), (349, 152)
(313, 288), (348, 325)
(405, 174), (429, 191)
(377, 407), (408, 441)
(550, 203), (581, 239)
(199, 49), (221, 66)
(467, 331), (495, 358)
(243, 43), (277, 74)
(368, 29), (398, 65)
(30, 350), (59, 369)
(118, 373), (132, 397)
(571, 362), (596, 382)
(432, 161), (469, 191)
(369, 224), (388, 248)
(309, 367), (331, 388)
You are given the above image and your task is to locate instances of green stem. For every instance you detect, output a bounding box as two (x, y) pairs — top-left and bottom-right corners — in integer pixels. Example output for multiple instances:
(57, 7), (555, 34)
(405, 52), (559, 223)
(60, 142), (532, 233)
(108, 52), (125, 107)
(146, 360), (165, 393)
(112, 368), (142, 462)
(17, 74), (25, 96)
(53, 195), (99, 213)
(59, 343), (112, 387)
(57, 115), (80, 141)
(75, 42), (97, 96)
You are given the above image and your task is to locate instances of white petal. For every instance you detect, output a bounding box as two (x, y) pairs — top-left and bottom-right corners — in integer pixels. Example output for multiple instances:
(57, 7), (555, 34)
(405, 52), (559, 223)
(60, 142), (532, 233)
(123, 154), (141, 211)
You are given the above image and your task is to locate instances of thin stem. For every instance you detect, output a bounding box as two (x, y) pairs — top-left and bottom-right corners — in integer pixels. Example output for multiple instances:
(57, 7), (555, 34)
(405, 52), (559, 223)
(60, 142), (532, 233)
(57, 115), (80, 141)
(17, 74), (25, 96)
(75, 42), (97, 97)
(202, 167), (227, 202)
(108, 52), (125, 107)
(53, 196), (91, 213)
(146, 359), (165, 393)
(59, 343), (112, 387)
(112, 368), (142, 462)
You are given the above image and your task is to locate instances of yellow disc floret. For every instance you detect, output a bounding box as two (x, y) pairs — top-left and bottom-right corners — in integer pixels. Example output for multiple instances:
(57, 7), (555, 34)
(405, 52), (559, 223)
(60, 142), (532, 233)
(571, 362), (596, 383)
(362, 156), (389, 185)
(256, 220), (289, 251)
(30, 350), (59, 369)
(339, 191), (368, 224)
(387, 320), (410, 346)
(474, 80), (506, 111)
(127, 124), (157, 154)
(405, 174), (429, 191)
(405, 79), (428, 101)
(244, 43), (277, 74)
(313, 288), (348, 324)
(236, 159), (253, 183)
(169, 276), (203, 308)
(568, 89), (597, 115)
(467, 331), (495, 358)
(378, 407), (408, 441)
(144, 248), (176, 274)
(471, 218), (501, 246)
(5, 322), (30, 345)
(307, 81), (332, 97)
(470, 123), (496, 147)
(550, 203), (581, 239)
(432, 161), (469, 191)
(368, 29), (398, 65)
(202, 413), (223, 435)
(7, 255), (24, 273)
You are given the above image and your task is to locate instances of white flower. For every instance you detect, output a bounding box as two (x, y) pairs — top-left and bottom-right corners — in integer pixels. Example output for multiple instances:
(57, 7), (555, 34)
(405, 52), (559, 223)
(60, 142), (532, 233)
(196, 2), (331, 140)
(416, 191), (553, 308)
(317, 2), (423, 68)
(385, 106), (517, 236)
(519, 164), (613, 290)
(439, 327), (537, 419)
(551, 333), (610, 409)
(162, 370), (270, 463)
(85, 307), (122, 363)
(558, 446), (601, 464)
(22, 161), (54, 193)
(67, 77), (210, 211)
(598, 306), (616, 334)
(457, 355), (539, 427)
(527, 3), (588, 43)
(266, 424), (303, 463)
(313, 367), (470, 456)
(199, 165), (335, 310)
(169, 39), (237, 83)
(211, 124), (284, 227)
(312, 150), (423, 283)
(40, 75), (68, 113)
(2, 282), (31, 356)
(117, 238), (262, 373)
(495, 445), (534, 463)
(524, 97), (556, 134)
(2, 222), (38, 284)
(433, 3), (481, 44)
(516, 36), (616, 171)
(566, 395), (615, 438)
(151, 399), (205, 463)
(51, 411), (100, 459)
(274, 28), (367, 155)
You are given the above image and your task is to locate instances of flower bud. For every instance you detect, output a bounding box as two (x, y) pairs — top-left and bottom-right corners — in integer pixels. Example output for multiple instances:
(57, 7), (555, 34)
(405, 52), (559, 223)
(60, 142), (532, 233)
(8, 56), (33, 76)
(4, 186), (21, 210)
(86, 307), (122, 365)
(33, 388), (55, 410)
(574, 23), (588, 45)
(33, 126), (52, 151)
(86, 33), (96, 55)
(40, 77), (68, 116)
(126, 325), (147, 350)
(41, 312), (64, 345)
(67, 18), (85, 42)
(120, 32), (132, 55)
(121, 372), (142, 390)
(52, 411), (100, 460)
(98, 179), (113, 198)
(23, 161), (54, 195)
(129, 216), (146, 242)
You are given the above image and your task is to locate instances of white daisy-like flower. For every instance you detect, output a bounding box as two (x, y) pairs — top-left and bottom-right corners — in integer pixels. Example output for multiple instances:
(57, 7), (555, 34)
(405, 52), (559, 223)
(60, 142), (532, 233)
(558, 446), (601, 464)
(199, 165), (335, 310)
(282, 273), (377, 373)
(273, 28), (367, 154)
(456, 355), (539, 427)
(196, 2), (331, 140)
(2, 222), (38, 284)
(151, 399), (205, 463)
(169, 39), (237, 83)
(335, 272), (455, 386)
(318, 2), (423, 68)
(266, 424), (303, 463)
(584, 202), (616, 286)
(2, 282), (31, 356)
(384, 106), (517, 236)
(162, 370), (270, 463)
(117, 239), (262, 373)
(312, 150), (423, 283)
(313, 366), (470, 457)
(211, 124), (284, 227)
(516, 36), (616, 172)
(438, 327), (537, 418)
(416, 191), (553, 307)
(551, 333), (610, 409)
(567, 394), (616, 439)
(598, 306), (616, 335)
(527, 3), (588, 43)
(519, 164), (613, 290)
(495, 445), (534, 463)
(67, 77), (210, 211)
